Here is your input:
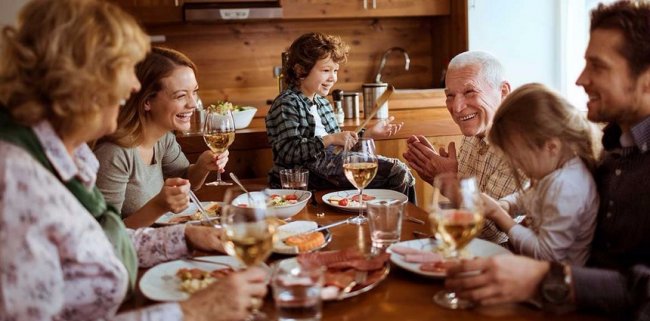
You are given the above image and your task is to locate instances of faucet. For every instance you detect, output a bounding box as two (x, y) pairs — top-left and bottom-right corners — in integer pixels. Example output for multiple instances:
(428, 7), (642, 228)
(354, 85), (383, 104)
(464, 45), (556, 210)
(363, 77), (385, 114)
(374, 47), (410, 83)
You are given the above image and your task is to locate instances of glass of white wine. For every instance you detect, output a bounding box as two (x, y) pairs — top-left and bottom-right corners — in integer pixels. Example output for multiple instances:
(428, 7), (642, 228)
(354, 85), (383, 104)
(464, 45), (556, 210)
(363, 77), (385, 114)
(343, 137), (378, 225)
(222, 186), (276, 321)
(203, 105), (235, 186)
(430, 173), (484, 309)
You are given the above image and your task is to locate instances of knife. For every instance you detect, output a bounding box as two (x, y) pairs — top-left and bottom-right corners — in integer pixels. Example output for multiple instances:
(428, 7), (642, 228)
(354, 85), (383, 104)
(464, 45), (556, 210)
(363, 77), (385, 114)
(338, 270), (368, 300)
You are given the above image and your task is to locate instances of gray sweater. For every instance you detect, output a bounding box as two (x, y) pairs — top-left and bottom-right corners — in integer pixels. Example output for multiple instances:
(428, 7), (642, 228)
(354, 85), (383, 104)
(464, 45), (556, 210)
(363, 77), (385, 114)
(94, 132), (189, 218)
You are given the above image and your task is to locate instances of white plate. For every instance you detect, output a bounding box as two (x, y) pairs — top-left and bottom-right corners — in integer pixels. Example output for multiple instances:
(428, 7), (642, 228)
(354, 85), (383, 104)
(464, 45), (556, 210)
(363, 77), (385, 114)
(279, 258), (390, 301)
(321, 189), (408, 212)
(273, 221), (332, 255)
(139, 256), (243, 302)
(387, 238), (511, 278)
(155, 202), (221, 225)
(232, 189), (311, 219)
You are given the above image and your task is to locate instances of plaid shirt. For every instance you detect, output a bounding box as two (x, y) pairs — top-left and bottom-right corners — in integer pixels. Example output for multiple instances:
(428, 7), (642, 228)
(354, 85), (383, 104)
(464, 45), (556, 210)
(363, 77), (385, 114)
(458, 136), (520, 244)
(266, 87), (340, 170)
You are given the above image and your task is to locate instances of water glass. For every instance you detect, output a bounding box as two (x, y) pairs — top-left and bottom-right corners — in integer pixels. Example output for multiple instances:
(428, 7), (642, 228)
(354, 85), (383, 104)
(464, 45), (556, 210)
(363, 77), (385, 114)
(272, 259), (324, 321)
(367, 200), (405, 249)
(279, 169), (309, 190)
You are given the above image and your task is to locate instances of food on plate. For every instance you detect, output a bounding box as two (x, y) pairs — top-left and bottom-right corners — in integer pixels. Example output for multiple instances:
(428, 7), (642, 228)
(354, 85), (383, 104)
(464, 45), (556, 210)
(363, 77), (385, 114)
(284, 232), (326, 252)
(268, 194), (299, 207)
(167, 202), (221, 224)
(297, 248), (390, 299)
(390, 245), (448, 273)
(327, 194), (375, 207)
(274, 221), (326, 254)
(209, 101), (246, 113)
(176, 267), (234, 293)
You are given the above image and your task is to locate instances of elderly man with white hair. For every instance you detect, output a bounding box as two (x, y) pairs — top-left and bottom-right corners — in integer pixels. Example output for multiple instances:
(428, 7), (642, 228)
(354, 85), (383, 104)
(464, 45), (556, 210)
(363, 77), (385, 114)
(403, 51), (519, 245)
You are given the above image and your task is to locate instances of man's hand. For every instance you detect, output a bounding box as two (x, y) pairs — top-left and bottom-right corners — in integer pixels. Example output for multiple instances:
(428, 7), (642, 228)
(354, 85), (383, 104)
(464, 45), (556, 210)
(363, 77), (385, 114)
(403, 135), (458, 185)
(180, 267), (269, 321)
(444, 255), (550, 306)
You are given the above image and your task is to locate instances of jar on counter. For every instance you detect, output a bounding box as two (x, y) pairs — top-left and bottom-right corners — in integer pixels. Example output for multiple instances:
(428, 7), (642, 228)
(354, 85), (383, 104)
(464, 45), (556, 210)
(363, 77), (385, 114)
(341, 92), (360, 119)
(362, 83), (389, 119)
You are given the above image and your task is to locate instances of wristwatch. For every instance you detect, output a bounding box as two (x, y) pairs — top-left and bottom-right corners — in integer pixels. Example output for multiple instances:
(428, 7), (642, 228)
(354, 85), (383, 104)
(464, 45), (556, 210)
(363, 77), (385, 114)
(540, 262), (575, 312)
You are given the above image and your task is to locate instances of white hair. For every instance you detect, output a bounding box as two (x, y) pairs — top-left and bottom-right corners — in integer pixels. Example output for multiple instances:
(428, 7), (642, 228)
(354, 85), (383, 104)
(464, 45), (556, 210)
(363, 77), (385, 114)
(448, 51), (506, 88)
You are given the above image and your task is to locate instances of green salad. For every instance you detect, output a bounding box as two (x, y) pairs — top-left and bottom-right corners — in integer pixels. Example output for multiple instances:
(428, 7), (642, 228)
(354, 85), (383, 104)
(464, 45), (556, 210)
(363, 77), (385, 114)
(208, 101), (246, 113)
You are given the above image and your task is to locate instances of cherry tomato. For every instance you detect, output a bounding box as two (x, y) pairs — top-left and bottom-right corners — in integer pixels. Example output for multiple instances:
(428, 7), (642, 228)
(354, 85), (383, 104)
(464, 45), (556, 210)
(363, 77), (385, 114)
(339, 198), (349, 206)
(284, 194), (298, 201)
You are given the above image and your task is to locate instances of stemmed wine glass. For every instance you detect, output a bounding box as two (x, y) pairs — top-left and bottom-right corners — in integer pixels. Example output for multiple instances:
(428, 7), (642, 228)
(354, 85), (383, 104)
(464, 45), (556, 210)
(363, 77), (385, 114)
(221, 186), (276, 321)
(203, 105), (235, 186)
(429, 172), (484, 309)
(343, 137), (378, 225)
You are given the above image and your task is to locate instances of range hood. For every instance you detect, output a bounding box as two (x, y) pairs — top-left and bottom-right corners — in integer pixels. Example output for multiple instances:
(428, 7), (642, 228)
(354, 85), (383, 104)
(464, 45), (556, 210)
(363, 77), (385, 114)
(183, 0), (282, 21)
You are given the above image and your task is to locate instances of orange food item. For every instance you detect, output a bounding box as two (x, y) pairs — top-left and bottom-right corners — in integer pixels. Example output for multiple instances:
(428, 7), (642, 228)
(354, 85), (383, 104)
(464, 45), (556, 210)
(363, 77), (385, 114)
(284, 232), (326, 252)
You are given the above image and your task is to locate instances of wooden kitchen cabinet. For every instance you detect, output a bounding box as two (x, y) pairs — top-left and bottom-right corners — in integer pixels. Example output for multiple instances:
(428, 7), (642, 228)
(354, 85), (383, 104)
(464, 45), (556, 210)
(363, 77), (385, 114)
(110, 0), (183, 24)
(282, 0), (450, 19)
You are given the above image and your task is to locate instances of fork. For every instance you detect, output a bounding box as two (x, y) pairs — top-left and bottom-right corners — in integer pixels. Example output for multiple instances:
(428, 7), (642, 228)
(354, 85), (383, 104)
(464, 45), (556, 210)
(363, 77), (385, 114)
(188, 190), (217, 227)
(338, 270), (367, 300)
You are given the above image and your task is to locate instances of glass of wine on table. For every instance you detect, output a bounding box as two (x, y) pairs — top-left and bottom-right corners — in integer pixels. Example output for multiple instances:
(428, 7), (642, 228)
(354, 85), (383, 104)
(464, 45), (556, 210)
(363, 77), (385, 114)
(429, 173), (485, 309)
(203, 104), (235, 186)
(343, 137), (378, 225)
(221, 186), (276, 321)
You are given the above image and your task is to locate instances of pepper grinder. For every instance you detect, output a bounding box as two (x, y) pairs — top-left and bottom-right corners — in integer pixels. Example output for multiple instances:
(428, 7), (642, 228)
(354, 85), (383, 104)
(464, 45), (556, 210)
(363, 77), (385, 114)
(332, 89), (345, 126)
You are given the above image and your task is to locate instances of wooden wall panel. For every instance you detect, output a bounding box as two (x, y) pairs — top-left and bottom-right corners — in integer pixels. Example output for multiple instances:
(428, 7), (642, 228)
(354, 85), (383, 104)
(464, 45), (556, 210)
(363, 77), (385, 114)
(145, 17), (438, 109)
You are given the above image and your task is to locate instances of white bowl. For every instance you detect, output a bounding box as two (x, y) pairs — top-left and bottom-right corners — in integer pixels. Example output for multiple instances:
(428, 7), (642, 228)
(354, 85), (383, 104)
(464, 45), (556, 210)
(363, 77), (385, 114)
(232, 106), (257, 129)
(231, 189), (311, 219)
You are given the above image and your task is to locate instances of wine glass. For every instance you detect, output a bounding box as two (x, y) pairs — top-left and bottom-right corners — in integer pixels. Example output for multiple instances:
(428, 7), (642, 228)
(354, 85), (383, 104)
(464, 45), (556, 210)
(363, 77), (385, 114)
(343, 137), (378, 225)
(429, 172), (484, 309)
(221, 186), (276, 321)
(203, 106), (236, 186)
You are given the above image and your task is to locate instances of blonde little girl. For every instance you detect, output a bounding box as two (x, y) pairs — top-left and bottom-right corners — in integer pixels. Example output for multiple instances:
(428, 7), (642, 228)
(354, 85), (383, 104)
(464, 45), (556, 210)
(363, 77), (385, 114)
(482, 83), (599, 265)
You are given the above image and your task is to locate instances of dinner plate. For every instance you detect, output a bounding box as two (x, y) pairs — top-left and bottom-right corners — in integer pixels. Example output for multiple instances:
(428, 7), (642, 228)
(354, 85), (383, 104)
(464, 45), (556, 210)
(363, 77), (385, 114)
(387, 238), (511, 278)
(155, 201), (222, 225)
(280, 257), (390, 301)
(139, 256), (243, 302)
(273, 221), (332, 255)
(321, 189), (408, 212)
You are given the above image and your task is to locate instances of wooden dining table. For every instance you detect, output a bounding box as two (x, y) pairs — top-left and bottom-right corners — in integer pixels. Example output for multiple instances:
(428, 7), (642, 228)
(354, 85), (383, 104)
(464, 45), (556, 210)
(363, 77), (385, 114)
(122, 186), (606, 321)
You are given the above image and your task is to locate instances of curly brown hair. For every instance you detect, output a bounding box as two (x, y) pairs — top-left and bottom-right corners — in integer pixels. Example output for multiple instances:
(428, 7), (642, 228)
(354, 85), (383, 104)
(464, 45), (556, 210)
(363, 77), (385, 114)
(103, 47), (197, 147)
(284, 32), (349, 88)
(0, 0), (150, 137)
(591, 0), (650, 76)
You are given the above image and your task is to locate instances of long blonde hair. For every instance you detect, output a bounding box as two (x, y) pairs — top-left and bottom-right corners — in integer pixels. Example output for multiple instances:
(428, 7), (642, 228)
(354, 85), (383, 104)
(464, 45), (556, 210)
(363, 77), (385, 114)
(489, 83), (598, 188)
(0, 0), (150, 137)
(103, 47), (197, 148)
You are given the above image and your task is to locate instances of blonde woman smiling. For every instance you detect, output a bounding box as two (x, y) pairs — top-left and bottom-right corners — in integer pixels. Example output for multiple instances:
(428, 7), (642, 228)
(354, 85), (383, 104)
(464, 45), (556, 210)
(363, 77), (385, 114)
(95, 47), (228, 228)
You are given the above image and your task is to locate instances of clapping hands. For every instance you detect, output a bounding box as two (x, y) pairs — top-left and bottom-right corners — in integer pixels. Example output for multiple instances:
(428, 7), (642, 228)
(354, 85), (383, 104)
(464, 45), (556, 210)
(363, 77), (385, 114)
(403, 135), (458, 185)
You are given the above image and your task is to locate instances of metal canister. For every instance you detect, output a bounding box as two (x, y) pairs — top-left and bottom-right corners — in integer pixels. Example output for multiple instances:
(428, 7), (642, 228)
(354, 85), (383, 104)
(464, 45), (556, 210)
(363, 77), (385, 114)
(341, 92), (360, 119)
(362, 83), (389, 119)
(180, 96), (205, 135)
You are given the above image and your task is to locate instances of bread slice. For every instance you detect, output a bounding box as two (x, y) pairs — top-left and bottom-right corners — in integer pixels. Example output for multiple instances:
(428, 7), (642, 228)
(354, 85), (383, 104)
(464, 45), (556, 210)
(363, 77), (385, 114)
(284, 232), (326, 252)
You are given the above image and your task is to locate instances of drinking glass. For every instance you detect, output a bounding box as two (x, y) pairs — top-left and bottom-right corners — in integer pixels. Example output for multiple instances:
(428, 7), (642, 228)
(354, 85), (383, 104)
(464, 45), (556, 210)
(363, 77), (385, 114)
(342, 137), (378, 225)
(203, 106), (235, 186)
(279, 169), (309, 190)
(429, 173), (484, 309)
(222, 186), (276, 320)
(271, 258), (324, 321)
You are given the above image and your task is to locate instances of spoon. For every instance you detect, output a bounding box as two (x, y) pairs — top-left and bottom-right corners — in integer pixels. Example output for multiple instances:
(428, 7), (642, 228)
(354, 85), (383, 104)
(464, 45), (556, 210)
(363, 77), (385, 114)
(229, 172), (249, 194)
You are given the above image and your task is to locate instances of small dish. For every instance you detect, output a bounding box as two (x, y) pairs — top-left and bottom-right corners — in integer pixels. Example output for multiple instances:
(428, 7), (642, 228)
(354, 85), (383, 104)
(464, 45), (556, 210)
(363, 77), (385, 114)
(155, 201), (222, 225)
(273, 220), (332, 255)
(321, 189), (408, 213)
